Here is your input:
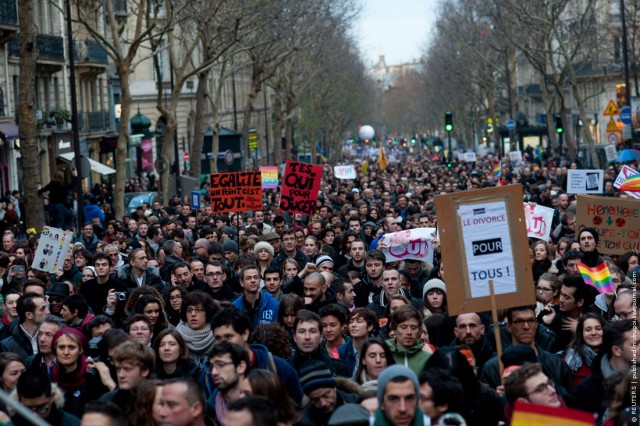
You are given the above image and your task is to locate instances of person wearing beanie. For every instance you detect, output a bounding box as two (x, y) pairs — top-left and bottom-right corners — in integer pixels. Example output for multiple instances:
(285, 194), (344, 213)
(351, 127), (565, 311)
(316, 255), (334, 273)
(328, 403), (371, 426)
(375, 365), (427, 426)
(299, 360), (359, 426)
(254, 241), (274, 279)
(422, 278), (448, 317)
(222, 240), (239, 265)
(578, 227), (604, 267)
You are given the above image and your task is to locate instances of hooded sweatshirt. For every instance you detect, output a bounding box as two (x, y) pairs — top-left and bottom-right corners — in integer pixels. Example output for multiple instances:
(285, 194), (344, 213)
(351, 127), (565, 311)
(385, 338), (431, 375)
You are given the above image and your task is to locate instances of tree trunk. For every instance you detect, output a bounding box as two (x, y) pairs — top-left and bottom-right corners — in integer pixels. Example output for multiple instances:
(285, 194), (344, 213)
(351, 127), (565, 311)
(272, 96), (283, 165)
(191, 70), (209, 179)
(18, 0), (44, 230)
(114, 64), (131, 218)
(285, 116), (293, 161)
(159, 113), (177, 202)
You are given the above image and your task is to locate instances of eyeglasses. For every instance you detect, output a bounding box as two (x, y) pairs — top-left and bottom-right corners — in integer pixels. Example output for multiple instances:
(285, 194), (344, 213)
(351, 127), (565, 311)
(527, 380), (555, 396)
(210, 360), (234, 370)
(536, 287), (553, 293)
(22, 400), (51, 415)
(206, 271), (224, 277)
(511, 319), (536, 327)
(187, 307), (206, 314)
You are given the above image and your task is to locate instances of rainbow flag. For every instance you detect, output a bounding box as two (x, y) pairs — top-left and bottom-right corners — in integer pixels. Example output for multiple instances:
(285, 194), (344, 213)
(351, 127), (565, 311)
(619, 173), (640, 192)
(577, 261), (615, 294)
(511, 402), (594, 426)
(491, 165), (501, 181)
(534, 146), (542, 159)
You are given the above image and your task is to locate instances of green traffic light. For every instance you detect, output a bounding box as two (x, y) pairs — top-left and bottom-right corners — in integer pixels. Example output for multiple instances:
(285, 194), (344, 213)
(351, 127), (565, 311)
(556, 128), (563, 134)
(445, 124), (453, 132)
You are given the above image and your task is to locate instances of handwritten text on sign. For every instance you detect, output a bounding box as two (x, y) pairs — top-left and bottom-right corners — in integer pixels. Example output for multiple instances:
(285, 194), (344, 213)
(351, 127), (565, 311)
(32, 227), (74, 274)
(279, 160), (323, 216)
(209, 171), (262, 213)
(377, 228), (436, 264)
(576, 195), (640, 255)
(334, 165), (356, 180)
(458, 201), (517, 298)
(523, 203), (555, 240)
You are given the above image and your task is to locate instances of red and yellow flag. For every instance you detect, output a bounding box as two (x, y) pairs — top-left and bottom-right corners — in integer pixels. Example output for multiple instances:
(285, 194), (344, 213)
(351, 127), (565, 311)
(377, 147), (388, 170)
(511, 402), (594, 426)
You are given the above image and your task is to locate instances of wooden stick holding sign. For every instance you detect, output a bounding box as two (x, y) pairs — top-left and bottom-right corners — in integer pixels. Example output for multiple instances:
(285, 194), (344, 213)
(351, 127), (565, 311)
(489, 280), (504, 380)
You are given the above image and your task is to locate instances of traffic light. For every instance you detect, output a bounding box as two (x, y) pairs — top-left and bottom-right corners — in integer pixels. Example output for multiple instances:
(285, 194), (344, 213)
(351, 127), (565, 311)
(411, 138), (416, 144)
(445, 112), (453, 132)
(555, 115), (563, 134)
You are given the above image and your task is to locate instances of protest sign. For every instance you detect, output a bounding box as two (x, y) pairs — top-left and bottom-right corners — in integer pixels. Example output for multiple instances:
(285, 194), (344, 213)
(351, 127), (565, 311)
(523, 203), (555, 240)
(435, 185), (534, 315)
(508, 150), (522, 163)
(604, 145), (618, 163)
(334, 165), (356, 180)
(279, 160), (323, 216)
(377, 228), (437, 264)
(209, 171), (262, 213)
(32, 227), (74, 274)
(463, 152), (477, 162)
(576, 195), (640, 255)
(567, 169), (604, 194)
(259, 166), (279, 189)
(614, 165), (640, 199)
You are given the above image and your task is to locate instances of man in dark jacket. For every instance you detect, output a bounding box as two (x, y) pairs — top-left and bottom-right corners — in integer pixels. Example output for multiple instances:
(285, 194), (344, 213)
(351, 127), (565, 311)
(210, 308), (303, 404)
(117, 248), (166, 292)
(12, 367), (80, 426)
(303, 272), (337, 312)
(452, 312), (496, 377)
(0, 292), (49, 357)
(74, 223), (100, 254)
(270, 229), (310, 271)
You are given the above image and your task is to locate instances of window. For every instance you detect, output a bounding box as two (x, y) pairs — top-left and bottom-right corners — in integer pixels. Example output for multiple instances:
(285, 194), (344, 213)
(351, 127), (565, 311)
(152, 39), (168, 81)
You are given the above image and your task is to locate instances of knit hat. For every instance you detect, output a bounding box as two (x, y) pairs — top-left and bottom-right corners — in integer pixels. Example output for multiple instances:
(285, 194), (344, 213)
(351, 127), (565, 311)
(376, 365), (419, 404)
(423, 278), (446, 298)
(52, 327), (87, 350)
(83, 266), (97, 278)
(328, 404), (370, 426)
(222, 226), (237, 238)
(222, 240), (239, 253)
(254, 241), (274, 257)
(299, 360), (336, 395)
(363, 221), (377, 229)
(316, 255), (334, 269)
(579, 227), (599, 244)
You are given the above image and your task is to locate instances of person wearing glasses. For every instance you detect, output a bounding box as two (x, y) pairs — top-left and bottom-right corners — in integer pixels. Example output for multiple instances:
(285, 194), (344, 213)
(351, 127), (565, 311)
(534, 273), (561, 318)
(203, 261), (238, 303)
(479, 305), (573, 401)
(12, 366), (81, 425)
(504, 362), (562, 422)
(175, 291), (218, 367)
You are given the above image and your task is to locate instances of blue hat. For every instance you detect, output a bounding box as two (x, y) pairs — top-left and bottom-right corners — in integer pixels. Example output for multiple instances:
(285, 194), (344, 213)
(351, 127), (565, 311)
(376, 365), (420, 404)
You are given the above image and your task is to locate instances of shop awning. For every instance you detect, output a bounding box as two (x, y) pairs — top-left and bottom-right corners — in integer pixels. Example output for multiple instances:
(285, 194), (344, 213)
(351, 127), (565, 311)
(0, 121), (19, 141)
(57, 153), (116, 175)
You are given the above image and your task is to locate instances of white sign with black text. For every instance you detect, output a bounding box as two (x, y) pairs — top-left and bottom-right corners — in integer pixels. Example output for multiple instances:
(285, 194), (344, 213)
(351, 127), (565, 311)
(567, 169), (604, 194)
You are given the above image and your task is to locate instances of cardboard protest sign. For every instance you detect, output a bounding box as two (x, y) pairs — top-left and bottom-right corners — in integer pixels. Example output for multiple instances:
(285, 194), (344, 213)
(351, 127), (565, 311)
(32, 227), (74, 274)
(279, 160), (323, 216)
(209, 171), (262, 213)
(576, 195), (640, 255)
(614, 165), (640, 199)
(259, 166), (279, 189)
(567, 169), (604, 194)
(377, 228), (436, 264)
(435, 185), (534, 314)
(334, 165), (356, 180)
(523, 203), (555, 240)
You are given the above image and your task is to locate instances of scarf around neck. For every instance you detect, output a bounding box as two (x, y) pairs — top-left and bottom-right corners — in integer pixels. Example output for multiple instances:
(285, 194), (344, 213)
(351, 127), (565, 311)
(565, 345), (598, 372)
(51, 355), (88, 393)
(176, 322), (215, 355)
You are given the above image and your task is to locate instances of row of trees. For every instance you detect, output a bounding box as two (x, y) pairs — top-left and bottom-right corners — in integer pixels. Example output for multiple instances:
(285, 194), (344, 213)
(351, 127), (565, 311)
(19, 0), (374, 229)
(381, 0), (639, 167)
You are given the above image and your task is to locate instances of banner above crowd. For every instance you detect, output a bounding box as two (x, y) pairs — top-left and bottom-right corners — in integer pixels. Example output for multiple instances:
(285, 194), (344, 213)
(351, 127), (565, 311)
(376, 228), (437, 264)
(209, 171), (262, 213)
(279, 160), (323, 216)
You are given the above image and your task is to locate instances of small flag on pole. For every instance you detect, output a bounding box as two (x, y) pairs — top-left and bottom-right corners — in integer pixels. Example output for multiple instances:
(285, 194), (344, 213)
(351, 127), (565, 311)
(377, 147), (388, 170)
(577, 261), (615, 294)
(491, 165), (501, 181)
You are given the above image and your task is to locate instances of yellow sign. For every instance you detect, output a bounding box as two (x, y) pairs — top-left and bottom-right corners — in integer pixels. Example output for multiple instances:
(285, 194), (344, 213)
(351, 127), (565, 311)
(603, 100), (620, 116)
(607, 117), (618, 132)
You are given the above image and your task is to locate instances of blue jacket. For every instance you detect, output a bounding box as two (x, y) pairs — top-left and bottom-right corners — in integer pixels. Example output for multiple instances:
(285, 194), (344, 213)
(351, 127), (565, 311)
(337, 335), (358, 377)
(231, 292), (279, 330)
(83, 203), (105, 227)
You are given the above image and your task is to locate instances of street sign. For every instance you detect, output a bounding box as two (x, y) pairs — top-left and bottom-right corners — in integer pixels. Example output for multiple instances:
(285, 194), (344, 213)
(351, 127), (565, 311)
(506, 119), (516, 131)
(191, 191), (201, 210)
(607, 117), (618, 132)
(224, 150), (234, 165)
(603, 100), (620, 116)
(620, 106), (631, 124)
(183, 152), (190, 163)
(608, 132), (620, 145)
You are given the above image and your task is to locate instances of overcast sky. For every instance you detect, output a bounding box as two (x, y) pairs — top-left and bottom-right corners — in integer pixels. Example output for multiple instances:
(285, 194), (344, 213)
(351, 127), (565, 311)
(354, 0), (440, 66)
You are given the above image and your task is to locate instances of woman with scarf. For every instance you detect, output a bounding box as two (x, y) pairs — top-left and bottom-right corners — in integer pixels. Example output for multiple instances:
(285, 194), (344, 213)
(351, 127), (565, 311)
(175, 291), (218, 368)
(50, 327), (109, 416)
(563, 313), (605, 389)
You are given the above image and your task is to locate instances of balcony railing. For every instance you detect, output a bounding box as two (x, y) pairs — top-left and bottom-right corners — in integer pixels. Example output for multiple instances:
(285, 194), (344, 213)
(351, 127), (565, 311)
(8, 34), (65, 62)
(0, 0), (17, 27)
(78, 110), (112, 134)
(74, 39), (109, 65)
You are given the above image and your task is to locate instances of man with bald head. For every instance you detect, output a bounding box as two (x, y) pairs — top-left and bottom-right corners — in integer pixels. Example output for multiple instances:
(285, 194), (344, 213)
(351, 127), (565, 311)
(303, 272), (337, 312)
(452, 313), (495, 376)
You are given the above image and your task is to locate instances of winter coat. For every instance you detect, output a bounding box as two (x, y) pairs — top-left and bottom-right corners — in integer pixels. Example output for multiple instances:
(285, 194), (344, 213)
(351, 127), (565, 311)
(231, 292), (279, 330)
(9, 383), (80, 426)
(117, 264), (166, 293)
(0, 321), (36, 358)
(386, 338), (431, 375)
(300, 378), (361, 426)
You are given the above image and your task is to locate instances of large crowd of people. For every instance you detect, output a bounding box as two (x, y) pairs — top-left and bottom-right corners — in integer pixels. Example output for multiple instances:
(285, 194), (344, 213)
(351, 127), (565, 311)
(0, 153), (637, 426)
